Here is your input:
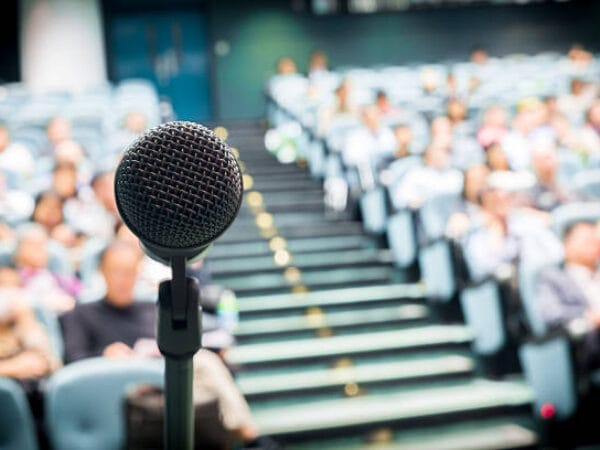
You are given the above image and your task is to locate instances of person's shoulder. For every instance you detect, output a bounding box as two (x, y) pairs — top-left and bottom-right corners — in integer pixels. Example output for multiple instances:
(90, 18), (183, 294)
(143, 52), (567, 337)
(538, 265), (568, 286)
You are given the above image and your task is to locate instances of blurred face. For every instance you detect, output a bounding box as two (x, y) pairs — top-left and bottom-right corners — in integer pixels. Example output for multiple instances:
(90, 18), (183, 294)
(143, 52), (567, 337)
(424, 145), (449, 170)
(394, 126), (412, 146)
(33, 194), (63, 230)
(565, 224), (600, 270)
(47, 118), (71, 144)
(15, 229), (49, 270)
(447, 100), (467, 123)
(484, 106), (507, 128)
(101, 244), (142, 307)
(588, 102), (600, 127)
(486, 143), (510, 171)
(54, 141), (84, 166)
(277, 57), (297, 75)
(362, 106), (380, 131)
(481, 188), (511, 219)
(125, 112), (147, 134)
(471, 49), (488, 65)
(431, 116), (452, 137)
(532, 148), (557, 183)
(310, 52), (327, 71)
(463, 165), (489, 203)
(53, 167), (78, 199)
(93, 173), (118, 214)
(0, 127), (9, 152)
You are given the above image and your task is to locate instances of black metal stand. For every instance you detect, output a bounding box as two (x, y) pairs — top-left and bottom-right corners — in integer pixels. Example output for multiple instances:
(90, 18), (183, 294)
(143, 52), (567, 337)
(157, 255), (202, 450)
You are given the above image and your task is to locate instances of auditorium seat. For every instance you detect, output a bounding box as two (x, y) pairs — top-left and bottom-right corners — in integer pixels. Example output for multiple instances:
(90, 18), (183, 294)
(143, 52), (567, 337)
(0, 377), (39, 450)
(44, 358), (163, 450)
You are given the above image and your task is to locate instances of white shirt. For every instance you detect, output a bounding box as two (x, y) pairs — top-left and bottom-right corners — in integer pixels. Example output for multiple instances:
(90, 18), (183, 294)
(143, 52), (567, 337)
(343, 126), (395, 168)
(392, 166), (462, 210)
(566, 263), (600, 312)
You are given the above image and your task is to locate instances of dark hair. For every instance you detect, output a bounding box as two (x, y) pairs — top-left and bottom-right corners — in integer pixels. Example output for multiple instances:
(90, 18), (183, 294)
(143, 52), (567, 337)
(562, 221), (595, 242)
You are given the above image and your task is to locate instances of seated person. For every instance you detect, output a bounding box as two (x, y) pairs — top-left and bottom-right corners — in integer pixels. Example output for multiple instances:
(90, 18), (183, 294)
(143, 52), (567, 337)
(477, 105), (509, 148)
(0, 267), (60, 381)
(14, 224), (79, 313)
(463, 180), (562, 281)
(526, 143), (574, 212)
(391, 144), (462, 209)
(446, 164), (489, 238)
(343, 105), (395, 170)
(537, 222), (600, 367)
(391, 124), (413, 159)
(60, 241), (268, 448)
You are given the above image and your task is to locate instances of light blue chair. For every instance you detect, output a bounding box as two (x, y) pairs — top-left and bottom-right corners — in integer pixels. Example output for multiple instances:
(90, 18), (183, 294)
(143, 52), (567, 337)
(45, 358), (163, 450)
(519, 336), (577, 421)
(0, 377), (39, 450)
(459, 279), (506, 356)
(419, 239), (456, 303)
(386, 208), (417, 269)
(359, 186), (388, 235)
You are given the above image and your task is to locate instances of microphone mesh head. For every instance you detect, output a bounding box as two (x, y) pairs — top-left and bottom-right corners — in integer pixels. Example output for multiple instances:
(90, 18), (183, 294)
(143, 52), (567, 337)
(115, 121), (243, 251)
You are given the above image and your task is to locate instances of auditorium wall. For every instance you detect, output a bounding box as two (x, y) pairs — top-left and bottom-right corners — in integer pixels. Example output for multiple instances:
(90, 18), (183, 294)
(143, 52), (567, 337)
(209, 0), (600, 119)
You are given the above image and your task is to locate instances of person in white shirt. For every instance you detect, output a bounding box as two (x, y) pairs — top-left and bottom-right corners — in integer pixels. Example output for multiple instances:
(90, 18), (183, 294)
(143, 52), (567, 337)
(342, 105), (395, 169)
(391, 144), (462, 209)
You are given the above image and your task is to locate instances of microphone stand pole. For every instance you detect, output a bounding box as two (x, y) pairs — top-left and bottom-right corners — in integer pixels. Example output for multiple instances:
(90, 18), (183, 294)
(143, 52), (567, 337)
(157, 255), (201, 450)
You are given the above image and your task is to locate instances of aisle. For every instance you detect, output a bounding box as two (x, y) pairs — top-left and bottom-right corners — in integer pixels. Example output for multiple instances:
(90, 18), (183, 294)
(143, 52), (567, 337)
(208, 121), (538, 449)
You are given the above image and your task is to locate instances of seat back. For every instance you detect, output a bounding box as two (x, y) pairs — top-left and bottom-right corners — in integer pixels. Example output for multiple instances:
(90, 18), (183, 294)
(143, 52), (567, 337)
(386, 209), (417, 269)
(459, 280), (506, 355)
(519, 336), (577, 420)
(45, 358), (163, 450)
(0, 377), (39, 450)
(419, 239), (456, 302)
(359, 186), (388, 235)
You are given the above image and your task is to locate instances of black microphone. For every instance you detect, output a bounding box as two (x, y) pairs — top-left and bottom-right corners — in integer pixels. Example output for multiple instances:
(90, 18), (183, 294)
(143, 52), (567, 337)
(114, 120), (243, 264)
(113, 121), (243, 450)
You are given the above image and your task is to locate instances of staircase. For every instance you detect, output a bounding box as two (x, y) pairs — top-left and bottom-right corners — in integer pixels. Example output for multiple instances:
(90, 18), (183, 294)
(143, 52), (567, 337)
(208, 121), (538, 449)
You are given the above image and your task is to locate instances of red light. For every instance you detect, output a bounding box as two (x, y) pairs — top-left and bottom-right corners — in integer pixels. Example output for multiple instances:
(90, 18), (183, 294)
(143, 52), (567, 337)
(540, 402), (556, 420)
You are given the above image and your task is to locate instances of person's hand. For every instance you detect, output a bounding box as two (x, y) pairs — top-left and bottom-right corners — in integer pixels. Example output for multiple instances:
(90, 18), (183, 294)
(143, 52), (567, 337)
(10, 351), (50, 379)
(102, 342), (135, 359)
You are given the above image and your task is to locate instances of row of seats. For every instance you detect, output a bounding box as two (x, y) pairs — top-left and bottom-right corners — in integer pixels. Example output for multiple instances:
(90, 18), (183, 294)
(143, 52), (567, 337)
(0, 358), (163, 450)
(265, 49), (600, 435)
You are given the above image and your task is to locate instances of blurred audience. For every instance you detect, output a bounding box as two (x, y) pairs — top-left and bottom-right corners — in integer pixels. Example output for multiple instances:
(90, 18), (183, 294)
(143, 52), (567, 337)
(60, 241), (269, 448)
(14, 224), (79, 313)
(537, 222), (600, 366)
(0, 274), (60, 381)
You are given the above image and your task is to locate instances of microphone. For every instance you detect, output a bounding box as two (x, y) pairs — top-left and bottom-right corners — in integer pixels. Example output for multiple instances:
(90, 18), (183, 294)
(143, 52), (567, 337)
(114, 120), (243, 264)
(113, 121), (243, 450)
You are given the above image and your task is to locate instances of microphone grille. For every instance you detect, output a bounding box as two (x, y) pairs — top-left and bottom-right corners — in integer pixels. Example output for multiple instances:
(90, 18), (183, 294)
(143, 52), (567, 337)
(115, 121), (243, 251)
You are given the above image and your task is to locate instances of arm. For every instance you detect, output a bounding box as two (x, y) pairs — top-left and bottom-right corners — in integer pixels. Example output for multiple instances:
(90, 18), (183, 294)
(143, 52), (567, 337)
(537, 270), (587, 332)
(193, 350), (257, 440)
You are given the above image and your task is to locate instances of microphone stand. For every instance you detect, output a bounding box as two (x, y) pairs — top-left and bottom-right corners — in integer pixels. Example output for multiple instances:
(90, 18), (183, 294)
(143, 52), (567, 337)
(157, 255), (201, 450)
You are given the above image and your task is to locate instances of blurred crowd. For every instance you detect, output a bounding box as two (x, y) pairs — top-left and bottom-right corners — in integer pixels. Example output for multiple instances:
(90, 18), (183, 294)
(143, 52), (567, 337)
(0, 81), (279, 449)
(267, 45), (600, 367)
